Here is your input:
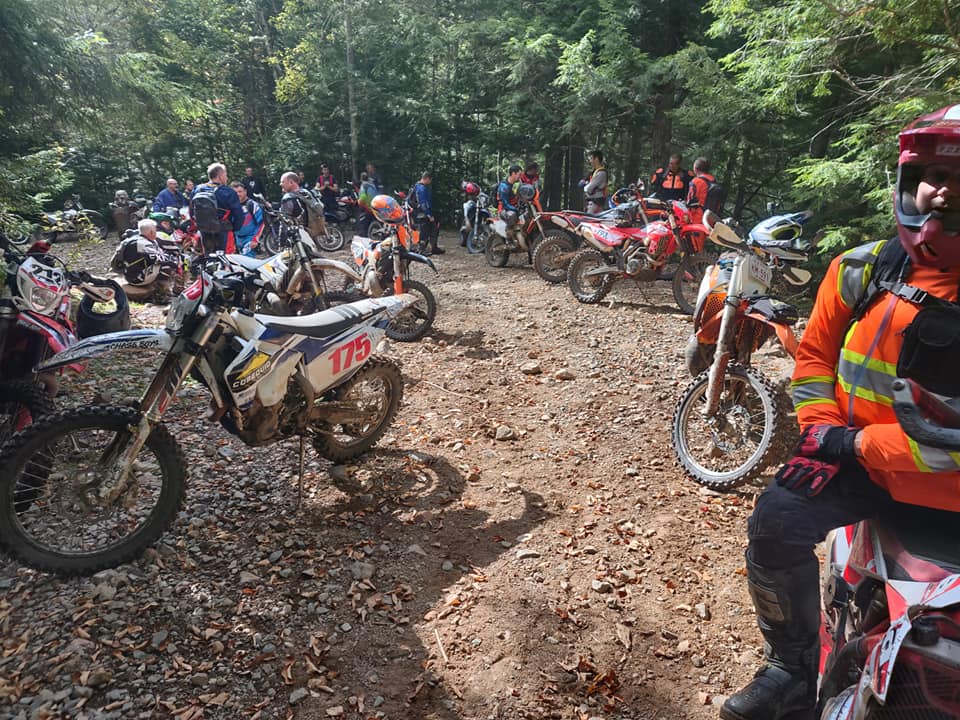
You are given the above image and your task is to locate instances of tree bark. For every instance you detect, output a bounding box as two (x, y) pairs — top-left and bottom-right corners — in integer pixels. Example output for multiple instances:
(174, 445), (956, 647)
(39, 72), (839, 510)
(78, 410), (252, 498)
(344, 1), (360, 182)
(544, 144), (564, 211)
(649, 82), (675, 171)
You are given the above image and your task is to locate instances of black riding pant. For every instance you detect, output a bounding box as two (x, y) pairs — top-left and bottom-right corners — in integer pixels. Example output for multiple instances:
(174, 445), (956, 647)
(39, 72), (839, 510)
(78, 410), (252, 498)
(416, 215), (439, 250)
(747, 461), (894, 570)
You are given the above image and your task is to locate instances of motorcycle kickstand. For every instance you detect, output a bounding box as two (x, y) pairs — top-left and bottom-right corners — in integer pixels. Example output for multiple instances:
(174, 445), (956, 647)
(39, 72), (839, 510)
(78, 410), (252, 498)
(297, 434), (306, 510)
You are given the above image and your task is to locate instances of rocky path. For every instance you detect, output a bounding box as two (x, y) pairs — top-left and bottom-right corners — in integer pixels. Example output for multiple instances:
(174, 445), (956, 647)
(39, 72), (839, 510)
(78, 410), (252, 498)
(0, 235), (797, 720)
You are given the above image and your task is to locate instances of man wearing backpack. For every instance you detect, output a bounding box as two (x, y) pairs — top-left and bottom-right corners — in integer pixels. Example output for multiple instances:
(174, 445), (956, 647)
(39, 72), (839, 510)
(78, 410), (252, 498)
(279, 171), (328, 240)
(412, 171), (443, 255)
(686, 157), (723, 217)
(721, 105), (960, 720)
(189, 163), (245, 254)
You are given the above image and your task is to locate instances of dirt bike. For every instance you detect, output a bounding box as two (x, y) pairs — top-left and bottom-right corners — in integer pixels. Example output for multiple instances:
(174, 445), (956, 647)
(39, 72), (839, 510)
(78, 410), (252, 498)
(0, 272), (418, 575)
(531, 188), (658, 284)
(483, 200), (554, 268)
(566, 198), (712, 314)
(36, 194), (109, 242)
(672, 212), (814, 490)
(460, 186), (492, 255)
(0, 233), (115, 444)
(814, 377), (960, 719)
(212, 216), (437, 342)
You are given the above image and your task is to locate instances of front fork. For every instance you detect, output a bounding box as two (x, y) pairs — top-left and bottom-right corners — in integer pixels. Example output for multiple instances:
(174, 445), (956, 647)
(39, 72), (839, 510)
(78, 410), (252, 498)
(704, 297), (739, 417)
(103, 314), (219, 503)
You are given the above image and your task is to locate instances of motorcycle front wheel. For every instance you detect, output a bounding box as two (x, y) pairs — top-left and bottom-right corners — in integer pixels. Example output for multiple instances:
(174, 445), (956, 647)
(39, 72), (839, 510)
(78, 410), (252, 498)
(0, 405), (186, 575)
(672, 254), (711, 315)
(313, 356), (403, 462)
(533, 229), (578, 284)
(368, 221), (388, 243)
(384, 279), (436, 342)
(317, 227), (346, 252)
(467, 225), (488, 255)
(262, 224), (288, 255)
(567, 249), (615, 303)
(485, 230), (510, 268)
(672, 365), (784, 491)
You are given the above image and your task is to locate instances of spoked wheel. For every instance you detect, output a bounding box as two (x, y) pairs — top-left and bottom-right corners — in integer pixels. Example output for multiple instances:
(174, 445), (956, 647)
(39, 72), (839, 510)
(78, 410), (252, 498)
(671, 365), (784, 491)
(0, 405), (186, 575)
(567, 249), (615, 303)
(313, 357), (403, 462)
(532, 229), (578, 284)
(467, 225), (488, 255)
(368, 221), (388, 242)
(672, 254), (711, 315)
(317, 227), (346, 252)
(0, 381), (54, 446)
(263, 224), (292, 255)
(384, 279), (436, 342)
(484, 230), (510, 268)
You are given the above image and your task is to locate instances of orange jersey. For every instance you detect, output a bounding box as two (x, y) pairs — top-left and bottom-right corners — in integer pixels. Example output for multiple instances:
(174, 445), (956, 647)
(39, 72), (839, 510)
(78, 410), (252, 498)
(792, 239), (960, 510)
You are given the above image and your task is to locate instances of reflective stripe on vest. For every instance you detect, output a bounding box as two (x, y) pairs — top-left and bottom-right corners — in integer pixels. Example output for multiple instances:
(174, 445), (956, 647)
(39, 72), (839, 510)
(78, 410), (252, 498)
(791, 375), (838, 410)
(835, 239), (885, 309)
(907, 436), (960, 472)
(836, 343), (897, 407)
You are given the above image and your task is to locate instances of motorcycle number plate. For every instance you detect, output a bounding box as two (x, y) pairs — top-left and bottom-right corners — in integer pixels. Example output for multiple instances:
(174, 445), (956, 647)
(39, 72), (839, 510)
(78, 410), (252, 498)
(747, 254), (771, 287)
(868, 613), (911, 702)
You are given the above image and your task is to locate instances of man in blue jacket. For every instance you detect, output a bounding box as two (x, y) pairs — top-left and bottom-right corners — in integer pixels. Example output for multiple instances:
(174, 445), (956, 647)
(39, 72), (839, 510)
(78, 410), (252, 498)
(413, 171), (443, 255)
(189, 163), (245, 254)
(153, 178), (188, 212)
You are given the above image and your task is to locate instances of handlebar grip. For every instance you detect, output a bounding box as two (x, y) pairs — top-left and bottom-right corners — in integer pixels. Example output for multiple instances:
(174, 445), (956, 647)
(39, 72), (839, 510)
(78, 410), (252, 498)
(892, 378), (960, 450)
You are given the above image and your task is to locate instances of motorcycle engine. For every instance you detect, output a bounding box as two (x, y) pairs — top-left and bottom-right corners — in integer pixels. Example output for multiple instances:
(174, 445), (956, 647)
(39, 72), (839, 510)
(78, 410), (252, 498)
(623, 244), (657, 281)
(223, 379), (308, 446)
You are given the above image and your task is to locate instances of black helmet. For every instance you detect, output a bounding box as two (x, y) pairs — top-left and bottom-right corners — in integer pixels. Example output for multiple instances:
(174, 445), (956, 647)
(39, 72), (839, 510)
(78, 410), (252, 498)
(76, 280), (131, 339)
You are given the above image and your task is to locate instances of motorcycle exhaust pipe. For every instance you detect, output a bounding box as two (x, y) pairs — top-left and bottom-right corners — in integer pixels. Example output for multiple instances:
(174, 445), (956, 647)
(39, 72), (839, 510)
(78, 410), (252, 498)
(584, 265), (621, 278)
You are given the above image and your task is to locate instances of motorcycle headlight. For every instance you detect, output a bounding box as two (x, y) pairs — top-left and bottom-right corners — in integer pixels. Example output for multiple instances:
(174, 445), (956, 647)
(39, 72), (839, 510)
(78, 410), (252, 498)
(29, 285), (59, 314)
(165, 291), (197, 333)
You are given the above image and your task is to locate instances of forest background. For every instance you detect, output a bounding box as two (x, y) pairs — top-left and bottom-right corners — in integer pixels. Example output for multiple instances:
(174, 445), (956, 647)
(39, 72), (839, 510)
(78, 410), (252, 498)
(1, 0), (959, 253)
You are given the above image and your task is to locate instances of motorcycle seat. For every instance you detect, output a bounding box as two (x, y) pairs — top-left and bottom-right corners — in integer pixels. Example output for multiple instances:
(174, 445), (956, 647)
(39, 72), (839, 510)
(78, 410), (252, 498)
(257, 303), (378, 340)
(878, 507), (960, 582)
(225, 254), (273, 272)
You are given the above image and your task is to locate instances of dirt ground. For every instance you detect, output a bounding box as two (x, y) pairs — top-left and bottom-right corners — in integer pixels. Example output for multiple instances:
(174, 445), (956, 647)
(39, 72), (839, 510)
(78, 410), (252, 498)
(0, 233), (800, 720)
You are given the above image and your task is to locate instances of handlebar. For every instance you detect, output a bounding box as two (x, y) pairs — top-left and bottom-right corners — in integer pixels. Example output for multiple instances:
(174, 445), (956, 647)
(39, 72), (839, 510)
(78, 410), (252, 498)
(892, 378), (960, 450)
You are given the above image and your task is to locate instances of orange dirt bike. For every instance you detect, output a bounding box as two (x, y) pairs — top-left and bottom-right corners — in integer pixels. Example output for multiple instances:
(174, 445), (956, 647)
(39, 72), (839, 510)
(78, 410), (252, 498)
(672, 211), (815, 490)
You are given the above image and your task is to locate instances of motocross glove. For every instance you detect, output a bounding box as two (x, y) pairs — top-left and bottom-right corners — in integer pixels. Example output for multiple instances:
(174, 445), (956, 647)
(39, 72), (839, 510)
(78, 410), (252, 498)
(795, 423), (860, 462)
(775, 457), (841, 497)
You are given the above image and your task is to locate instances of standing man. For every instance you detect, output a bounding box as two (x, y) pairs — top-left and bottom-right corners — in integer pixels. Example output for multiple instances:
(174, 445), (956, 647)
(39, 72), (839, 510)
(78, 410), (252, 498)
(189, 163), (245, 254)
(520, 161), (540, 188)
(153, 178), (188, 212)
(413, 171), (443, 255)
(280, 171), (327, 240)
(365, 162), (384, 193)
(183, 179), (195, 199)
(721, 105), (960, 720)
(356, 172), (379, 237)
(230, 181), (265, 256)
(581, 150), (609, 214)
(315, 163), (339, 219)
(650, 154), (694, 202)
(241, 167), (266, 199)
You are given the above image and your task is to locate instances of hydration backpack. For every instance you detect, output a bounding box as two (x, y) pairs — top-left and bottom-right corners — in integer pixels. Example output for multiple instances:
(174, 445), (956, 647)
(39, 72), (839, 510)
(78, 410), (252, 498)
(703, 178), (725, 214)
(190, 185), (222, 233)
(294, 188), (326, 238)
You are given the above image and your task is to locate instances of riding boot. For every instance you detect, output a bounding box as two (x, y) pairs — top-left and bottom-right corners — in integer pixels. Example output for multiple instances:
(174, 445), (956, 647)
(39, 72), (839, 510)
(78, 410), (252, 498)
(720, 553), (820, 720)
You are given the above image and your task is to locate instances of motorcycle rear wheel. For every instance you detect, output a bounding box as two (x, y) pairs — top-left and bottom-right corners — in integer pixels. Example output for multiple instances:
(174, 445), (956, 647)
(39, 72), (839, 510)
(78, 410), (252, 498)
(533, 229), (578, 284)
(313, 356), (403, 462)
(0, 405), (185, 575)
(317, 227), (346, 252)
(672, 365), (784, 491)
(485, 230), (510, 268)
(567, 249), (614, 303)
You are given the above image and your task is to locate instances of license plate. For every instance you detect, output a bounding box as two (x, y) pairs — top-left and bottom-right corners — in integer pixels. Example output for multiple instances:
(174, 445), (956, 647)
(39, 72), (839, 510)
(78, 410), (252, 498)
(748, 254), (771, 287)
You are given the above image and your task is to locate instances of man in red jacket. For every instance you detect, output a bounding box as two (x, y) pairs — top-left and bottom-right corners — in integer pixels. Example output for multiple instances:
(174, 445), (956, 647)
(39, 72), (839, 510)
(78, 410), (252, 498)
(722, 104), (960, 720)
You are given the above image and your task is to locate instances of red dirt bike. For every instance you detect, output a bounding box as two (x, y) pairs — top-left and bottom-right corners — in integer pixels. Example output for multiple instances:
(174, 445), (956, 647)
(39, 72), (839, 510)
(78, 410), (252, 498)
(0, 233), (115, 442)
(565, 198), (712, 314)
(816, 377), (960, 719)
(532, 186), (664, 284)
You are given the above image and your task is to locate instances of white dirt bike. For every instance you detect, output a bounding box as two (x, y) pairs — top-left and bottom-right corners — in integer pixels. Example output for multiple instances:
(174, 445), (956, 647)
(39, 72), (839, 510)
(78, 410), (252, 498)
(0, 271), (416, 575)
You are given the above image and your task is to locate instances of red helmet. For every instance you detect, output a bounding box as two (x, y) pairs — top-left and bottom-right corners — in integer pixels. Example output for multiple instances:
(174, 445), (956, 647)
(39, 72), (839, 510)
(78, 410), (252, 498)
(370, 194), (403, 224)
(896, 104), (960, 267)
(463, 181), (480, 196)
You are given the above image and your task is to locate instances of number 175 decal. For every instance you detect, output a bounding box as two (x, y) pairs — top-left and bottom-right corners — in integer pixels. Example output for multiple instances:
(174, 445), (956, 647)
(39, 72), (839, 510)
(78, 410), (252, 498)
(329, 334), (372, 374)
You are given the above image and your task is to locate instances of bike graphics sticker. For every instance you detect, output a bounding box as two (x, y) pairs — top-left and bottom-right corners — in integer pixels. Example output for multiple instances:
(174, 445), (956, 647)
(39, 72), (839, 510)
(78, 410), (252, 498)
(868, 613), (912, 702)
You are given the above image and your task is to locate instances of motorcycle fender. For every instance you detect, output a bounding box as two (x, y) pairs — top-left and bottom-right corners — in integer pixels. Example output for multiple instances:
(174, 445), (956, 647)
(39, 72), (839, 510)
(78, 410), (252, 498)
(860, 612), (912, 704)
(35, 329), (173, 372)
(309, 257), (361, 282)
(402, 250), (437, 272)
(743, 311), (799, 357)
(304, 324), (388, 396)
(17, 311), (84, 374)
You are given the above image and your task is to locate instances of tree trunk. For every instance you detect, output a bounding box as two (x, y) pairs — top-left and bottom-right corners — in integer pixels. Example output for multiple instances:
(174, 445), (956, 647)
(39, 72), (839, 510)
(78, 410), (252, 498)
(344, 1), (360, 182)
(649, 82), (675, 171)
(732, 144), (754, 219)
(544, 144), (564, 211)
(566, 134), (584, 211)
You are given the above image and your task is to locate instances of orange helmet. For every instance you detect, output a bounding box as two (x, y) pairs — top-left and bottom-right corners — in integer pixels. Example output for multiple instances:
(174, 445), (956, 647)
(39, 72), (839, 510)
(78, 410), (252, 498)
(370, 194), (403, 224)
